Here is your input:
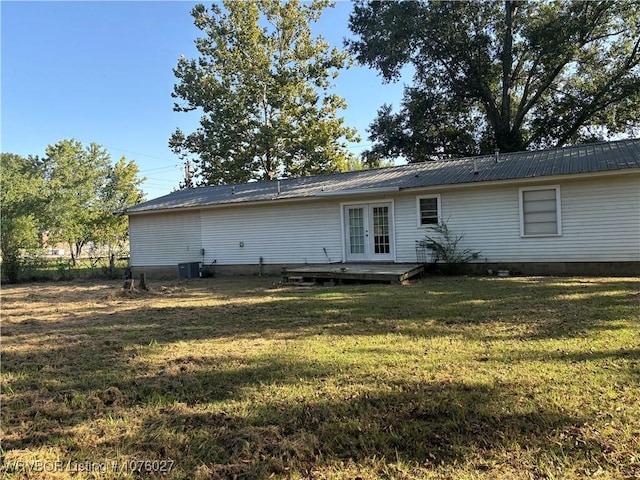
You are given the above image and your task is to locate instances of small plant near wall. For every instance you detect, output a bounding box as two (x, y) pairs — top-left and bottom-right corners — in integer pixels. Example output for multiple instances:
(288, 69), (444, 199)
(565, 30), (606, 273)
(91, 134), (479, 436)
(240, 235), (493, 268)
(418, 220), (480, 274)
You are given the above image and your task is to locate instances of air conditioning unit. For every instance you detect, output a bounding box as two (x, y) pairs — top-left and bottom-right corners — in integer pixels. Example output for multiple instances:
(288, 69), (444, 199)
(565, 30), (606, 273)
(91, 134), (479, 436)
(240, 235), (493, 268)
(178, 262), (201, 279)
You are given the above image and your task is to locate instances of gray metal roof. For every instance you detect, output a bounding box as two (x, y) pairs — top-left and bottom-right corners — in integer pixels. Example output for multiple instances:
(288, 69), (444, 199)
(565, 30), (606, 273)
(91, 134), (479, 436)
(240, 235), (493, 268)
(127, 139), (640, 214)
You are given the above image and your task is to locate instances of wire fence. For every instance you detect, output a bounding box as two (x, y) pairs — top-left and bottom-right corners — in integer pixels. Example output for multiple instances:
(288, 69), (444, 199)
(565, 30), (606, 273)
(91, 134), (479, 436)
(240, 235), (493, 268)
(2, 255), (131, 284)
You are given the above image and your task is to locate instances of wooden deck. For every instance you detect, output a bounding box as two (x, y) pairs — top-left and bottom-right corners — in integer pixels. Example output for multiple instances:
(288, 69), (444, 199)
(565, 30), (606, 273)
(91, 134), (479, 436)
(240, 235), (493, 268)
(282, 263), (425, 285)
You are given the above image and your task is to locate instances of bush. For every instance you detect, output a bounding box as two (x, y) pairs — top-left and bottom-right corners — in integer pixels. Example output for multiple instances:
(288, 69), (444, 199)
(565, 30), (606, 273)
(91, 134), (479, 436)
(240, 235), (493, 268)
(1, 252), (21, 283)
(0, 255), (130, 283)
(418, 221), (480, 274)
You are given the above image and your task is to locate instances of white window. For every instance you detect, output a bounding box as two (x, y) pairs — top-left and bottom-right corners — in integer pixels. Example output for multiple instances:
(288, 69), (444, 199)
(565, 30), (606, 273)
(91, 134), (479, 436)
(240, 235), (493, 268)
(519, 186), (562, 236)
(417, 194), (441, 227)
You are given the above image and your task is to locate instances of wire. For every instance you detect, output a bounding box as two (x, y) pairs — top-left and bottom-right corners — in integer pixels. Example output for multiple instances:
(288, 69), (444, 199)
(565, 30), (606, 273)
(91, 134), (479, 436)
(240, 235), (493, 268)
(3, 121), (180, 165)
(138, 165), (182, 174)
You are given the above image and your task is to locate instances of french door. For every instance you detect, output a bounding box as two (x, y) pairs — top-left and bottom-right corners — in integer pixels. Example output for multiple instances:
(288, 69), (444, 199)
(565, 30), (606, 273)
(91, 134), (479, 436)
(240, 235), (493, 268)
(344, 203), (394, 261)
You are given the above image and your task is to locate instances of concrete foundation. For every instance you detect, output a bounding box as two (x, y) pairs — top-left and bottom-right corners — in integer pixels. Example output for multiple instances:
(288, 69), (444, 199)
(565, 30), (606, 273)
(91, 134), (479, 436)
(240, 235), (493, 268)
(466, 261), (640, 277)
(131, 263), (308, 280)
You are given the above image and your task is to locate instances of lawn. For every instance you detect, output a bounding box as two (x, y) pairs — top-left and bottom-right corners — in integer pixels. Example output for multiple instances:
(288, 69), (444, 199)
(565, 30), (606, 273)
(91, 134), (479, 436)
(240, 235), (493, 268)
(1, 275), (638, 479)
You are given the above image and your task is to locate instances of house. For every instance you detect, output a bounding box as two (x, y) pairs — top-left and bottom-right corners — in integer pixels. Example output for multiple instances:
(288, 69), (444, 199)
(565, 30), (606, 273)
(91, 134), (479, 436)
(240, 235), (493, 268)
(126, 139), (640, 277)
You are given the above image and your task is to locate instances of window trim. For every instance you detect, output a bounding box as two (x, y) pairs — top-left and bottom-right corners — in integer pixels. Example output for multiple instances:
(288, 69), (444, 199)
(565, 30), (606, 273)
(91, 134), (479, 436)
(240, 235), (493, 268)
(416, 194), (442, 228)
(518, 185), (562, 237)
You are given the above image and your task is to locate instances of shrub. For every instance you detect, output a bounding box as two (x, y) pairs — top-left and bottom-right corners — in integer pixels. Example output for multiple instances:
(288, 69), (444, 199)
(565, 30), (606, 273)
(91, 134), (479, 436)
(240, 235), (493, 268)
(418, 221), (480, 274)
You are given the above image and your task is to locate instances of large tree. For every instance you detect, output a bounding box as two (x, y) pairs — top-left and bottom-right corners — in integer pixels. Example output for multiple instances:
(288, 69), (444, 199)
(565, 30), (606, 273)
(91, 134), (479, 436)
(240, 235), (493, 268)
(170, 0), (359, 185)
(42, 140), (145, 265)
(1, 142), (144, 280)
(96, 157), (146, 256)
(0, 153), (45, 282)
(42, 140), (111, 264)
(348, 0), (640, 162)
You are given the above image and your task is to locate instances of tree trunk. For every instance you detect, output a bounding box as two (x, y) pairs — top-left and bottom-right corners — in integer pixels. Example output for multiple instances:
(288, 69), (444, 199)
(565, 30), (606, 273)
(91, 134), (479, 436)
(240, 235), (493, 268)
(75, 240), (84, 259)
(495, 1), (525, 153)
(495, 127), (525, 153)
(500, 1), (516, 128)
(109, 254), (115, 279)
(69, 241), (77, 267)
(139, 273), (148, 290)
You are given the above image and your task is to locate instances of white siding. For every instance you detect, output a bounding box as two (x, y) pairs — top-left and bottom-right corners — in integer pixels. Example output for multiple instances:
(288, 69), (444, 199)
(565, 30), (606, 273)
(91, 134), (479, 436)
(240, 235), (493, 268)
(395, 174), (640, 263)
(199, 201), (343, 265)
(129, 173), (639, 267)
(129, 211), (202, 266)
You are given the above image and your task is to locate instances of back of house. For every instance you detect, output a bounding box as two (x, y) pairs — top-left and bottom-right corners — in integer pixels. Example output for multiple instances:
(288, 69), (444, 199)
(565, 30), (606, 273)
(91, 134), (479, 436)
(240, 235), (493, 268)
(126, 139), (640, 277)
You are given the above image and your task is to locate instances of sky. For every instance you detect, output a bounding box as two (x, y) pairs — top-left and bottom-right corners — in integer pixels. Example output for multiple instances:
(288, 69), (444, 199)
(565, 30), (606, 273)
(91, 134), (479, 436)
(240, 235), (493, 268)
(1, 0), (408, 200)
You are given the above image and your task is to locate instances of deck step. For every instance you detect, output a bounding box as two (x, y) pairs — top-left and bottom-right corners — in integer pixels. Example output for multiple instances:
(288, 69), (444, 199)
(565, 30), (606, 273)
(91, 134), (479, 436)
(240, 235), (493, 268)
(285, 276), (304, 283)
(282, 264), (424, 285)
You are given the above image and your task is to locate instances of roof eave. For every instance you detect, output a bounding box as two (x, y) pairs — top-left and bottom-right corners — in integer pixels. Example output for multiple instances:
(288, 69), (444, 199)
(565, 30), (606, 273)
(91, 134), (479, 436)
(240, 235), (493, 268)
(126, 166), (640, 216)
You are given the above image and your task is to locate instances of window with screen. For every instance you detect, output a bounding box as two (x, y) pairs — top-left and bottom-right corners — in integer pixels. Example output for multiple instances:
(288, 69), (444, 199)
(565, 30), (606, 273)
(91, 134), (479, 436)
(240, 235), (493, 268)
(417, 195), (441, 226)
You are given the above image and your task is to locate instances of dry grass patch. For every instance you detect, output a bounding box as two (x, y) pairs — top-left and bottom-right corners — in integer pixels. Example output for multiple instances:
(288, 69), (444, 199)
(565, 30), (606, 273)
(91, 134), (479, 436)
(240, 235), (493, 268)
(1, 276), (639, 479)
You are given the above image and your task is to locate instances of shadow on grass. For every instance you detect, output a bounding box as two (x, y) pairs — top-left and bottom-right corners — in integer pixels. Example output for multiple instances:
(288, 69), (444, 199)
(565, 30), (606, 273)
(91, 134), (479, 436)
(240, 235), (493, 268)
(347, 275), (629, 341)
(131, 379), (590, 478)
(2, 276), (638, 478)
(3, 276), (638, 398)
(1, 349), (330, 454)
(2, 333), (631, 477)
(4, 276), (637, 342)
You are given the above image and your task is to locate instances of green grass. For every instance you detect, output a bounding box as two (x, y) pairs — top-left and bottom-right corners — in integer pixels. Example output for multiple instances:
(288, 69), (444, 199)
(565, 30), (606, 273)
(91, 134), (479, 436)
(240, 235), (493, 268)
(1, 276), (639, 479)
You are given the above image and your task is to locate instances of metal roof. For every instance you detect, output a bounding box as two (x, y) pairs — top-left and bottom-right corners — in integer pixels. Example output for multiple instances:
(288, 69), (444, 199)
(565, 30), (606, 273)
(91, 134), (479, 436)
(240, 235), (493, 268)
(127, 139), (640, 214)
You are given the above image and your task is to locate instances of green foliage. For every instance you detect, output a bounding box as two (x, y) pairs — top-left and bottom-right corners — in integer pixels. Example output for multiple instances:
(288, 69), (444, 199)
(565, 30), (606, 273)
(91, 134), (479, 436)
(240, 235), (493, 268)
(1, 140), (145, 281)
(0, 153), (45, 282)
(170, 0), (360, 185)
(42, 140), (112, 264)
(347, 0), (640, 161)
(98, 156), (146, 254)
(1, 256), (130, 283)
(41, 140), (145, 265)
(419, 221), (480, 274)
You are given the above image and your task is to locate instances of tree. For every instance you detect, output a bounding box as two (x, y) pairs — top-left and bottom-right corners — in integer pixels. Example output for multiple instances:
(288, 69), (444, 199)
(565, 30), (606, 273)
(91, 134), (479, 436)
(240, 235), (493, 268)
(0, 153), (45, 282)
(97, 157), (146, 256)
(347, 0), (640, 162)
(42, 140), (111, 265)
(170, 0), (359, 185)
(1, 142), (144, 280)
(42, 140), (145, 265)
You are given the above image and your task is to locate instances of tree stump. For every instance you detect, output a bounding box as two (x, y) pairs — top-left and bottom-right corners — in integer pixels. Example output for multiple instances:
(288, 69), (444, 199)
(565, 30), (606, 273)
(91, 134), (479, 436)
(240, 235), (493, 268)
(139, 273), (148, 291)
(123, 266), (133, 289)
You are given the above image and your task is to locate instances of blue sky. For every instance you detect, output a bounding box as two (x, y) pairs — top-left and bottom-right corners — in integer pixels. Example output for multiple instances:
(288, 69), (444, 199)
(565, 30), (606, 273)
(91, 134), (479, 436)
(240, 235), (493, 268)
(1, 1), (407, 199)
